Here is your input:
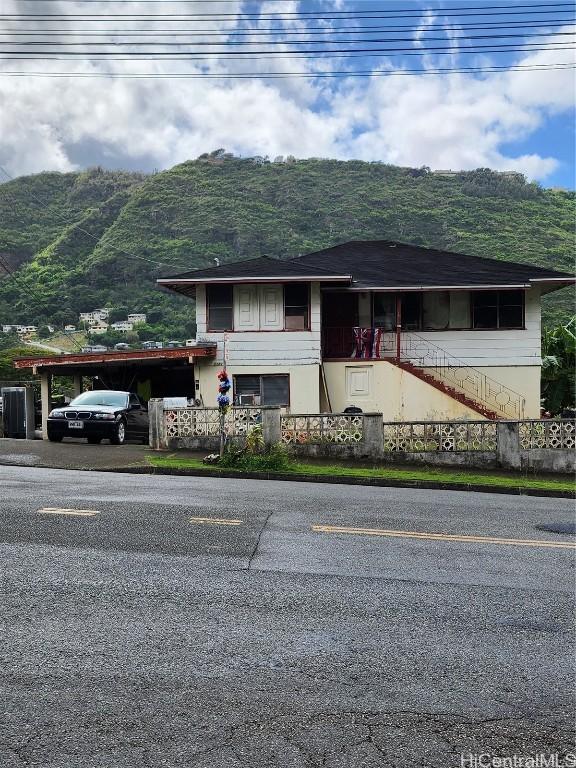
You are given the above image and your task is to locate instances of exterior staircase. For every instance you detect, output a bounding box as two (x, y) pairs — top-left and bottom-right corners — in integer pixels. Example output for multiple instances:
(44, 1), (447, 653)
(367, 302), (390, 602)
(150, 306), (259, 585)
(392, 360), (500, 420)
(394, 332), (526, 421)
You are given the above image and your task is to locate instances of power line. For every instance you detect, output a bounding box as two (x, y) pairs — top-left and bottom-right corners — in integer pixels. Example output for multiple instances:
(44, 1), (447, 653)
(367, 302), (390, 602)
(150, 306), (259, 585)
(5, 31), (575, 47)
(1, 62), (572, 78)
(3, 42), (573, 58)
(5, 20), (575, 34)
(5, 2), (575, 11)
(4, 23), (576, 37)
(36, 0), (570, 3)
(4, 5), (575, 20)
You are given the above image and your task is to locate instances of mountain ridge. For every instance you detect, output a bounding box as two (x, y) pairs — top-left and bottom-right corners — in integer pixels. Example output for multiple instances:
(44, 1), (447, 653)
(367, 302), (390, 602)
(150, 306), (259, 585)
(0, 154), (573, 337)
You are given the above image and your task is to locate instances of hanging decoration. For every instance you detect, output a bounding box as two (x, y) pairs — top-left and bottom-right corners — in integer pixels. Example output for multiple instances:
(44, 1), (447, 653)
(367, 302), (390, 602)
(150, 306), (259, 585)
(217, 368), (231, 413)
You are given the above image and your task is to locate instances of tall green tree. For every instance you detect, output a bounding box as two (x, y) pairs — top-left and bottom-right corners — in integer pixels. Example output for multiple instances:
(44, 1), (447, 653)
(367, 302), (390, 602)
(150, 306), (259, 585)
(541, 319), (576, 414)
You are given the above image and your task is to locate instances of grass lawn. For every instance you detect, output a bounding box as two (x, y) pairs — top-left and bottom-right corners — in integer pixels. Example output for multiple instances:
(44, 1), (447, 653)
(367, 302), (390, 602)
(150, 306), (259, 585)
(147, 455), (575, 494)
(46, 331), (87, 352)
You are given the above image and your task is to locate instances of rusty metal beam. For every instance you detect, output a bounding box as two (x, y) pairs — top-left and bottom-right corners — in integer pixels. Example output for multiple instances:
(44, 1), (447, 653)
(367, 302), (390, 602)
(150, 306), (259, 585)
(14, 345), (216, 370)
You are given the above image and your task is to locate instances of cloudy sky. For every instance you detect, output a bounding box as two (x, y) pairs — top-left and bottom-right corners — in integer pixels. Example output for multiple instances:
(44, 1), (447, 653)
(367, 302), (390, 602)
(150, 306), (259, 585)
(0, 0), (574, 186)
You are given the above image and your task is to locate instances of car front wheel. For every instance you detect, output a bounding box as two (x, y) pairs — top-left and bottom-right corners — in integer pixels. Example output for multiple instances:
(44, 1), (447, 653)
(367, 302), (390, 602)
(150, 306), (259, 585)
(110, 419), (126, 445)
(48, 434), (63, 443)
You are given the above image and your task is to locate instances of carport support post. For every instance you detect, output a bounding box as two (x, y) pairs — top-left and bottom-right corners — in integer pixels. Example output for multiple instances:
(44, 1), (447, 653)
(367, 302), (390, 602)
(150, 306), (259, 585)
(72, 374), (82, 398)
(40, 372), (52, 440)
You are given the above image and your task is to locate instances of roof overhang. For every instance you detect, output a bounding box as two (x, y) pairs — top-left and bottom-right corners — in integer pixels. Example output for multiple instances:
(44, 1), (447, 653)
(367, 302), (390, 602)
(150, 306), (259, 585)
(325, 278), (575, 292)
(528, 277), (575, 295)
(341, 283), (533, 292)
(158, 275), (352, 286)
(13, 345), (216, 373)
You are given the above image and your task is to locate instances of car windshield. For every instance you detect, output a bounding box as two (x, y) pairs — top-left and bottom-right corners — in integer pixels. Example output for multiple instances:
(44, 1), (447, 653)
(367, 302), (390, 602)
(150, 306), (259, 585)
(70, 391), (127, 407)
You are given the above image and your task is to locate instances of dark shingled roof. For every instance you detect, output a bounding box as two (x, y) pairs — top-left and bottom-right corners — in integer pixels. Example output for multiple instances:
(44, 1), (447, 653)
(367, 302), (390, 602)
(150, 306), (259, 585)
(159, 255), (350, 282)
(159, 240), (573, 293)
(290, 240), (573, 289)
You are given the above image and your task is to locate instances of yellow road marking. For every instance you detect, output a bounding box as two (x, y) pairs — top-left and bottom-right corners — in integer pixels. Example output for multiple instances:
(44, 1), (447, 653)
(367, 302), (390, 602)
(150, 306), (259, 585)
(311, 525), (576, 549)
(37, 507), (100, 517)
(189, 516), (243, 526)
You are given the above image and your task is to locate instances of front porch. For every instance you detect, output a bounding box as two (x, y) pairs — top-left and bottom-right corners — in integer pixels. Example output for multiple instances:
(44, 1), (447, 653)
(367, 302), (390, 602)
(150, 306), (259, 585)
(322, 326), (398, 361)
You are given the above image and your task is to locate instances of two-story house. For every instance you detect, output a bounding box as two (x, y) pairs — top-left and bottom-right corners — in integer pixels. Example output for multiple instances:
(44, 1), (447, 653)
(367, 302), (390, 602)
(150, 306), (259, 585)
(158, 240), (574, 420)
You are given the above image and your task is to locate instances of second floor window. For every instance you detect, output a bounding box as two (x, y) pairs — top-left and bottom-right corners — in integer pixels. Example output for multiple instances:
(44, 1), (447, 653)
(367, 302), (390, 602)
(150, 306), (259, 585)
(472, 290), (524, 329)
(284, 284), (310, 330)
(207, 285), (233, 331)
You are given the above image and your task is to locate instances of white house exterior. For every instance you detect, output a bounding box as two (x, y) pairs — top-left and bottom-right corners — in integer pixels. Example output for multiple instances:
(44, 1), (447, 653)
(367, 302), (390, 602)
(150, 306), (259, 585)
(79, 309), (110, 325)
(158, 240), (574, 421)
(127, 313), (147, 324)
(89, 321), (109, 335)
(111, 321), (134, 332)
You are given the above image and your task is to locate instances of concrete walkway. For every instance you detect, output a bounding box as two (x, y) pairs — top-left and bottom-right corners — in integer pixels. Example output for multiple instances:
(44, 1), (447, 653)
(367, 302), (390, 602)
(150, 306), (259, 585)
(23, 339), (67, 354)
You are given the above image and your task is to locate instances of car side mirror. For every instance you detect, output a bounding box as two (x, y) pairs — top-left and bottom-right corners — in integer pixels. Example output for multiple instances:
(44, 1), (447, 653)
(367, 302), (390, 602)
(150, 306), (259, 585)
(130, 402), (140, 410)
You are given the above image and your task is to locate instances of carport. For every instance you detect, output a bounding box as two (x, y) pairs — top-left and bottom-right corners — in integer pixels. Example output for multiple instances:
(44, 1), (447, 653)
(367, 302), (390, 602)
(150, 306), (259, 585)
(13, 344), (216, 438)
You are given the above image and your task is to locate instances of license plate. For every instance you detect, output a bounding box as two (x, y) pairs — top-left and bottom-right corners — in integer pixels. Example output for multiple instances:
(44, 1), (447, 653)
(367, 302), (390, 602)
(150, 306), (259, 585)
(68, 421), (84, 429)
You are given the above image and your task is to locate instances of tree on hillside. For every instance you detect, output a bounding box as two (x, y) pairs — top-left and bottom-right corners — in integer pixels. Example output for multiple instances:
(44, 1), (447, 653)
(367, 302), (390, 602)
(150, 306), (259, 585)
(108, 307), (130, 323)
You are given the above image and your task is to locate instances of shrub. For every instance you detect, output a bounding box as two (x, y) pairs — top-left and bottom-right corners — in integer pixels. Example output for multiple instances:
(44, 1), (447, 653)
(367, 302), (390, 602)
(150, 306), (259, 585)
(245, 425), (265, 454)
(219, 442), (292, 472)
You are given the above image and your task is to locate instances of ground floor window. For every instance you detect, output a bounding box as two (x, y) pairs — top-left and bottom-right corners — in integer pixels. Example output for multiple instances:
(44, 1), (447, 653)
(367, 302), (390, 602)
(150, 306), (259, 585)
(234, 374), (290, 406)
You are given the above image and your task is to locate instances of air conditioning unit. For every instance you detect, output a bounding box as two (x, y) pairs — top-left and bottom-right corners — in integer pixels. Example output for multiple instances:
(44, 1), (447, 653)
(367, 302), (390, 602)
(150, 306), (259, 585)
(239, 394), (255, 405)
(2, 386), (35, 439)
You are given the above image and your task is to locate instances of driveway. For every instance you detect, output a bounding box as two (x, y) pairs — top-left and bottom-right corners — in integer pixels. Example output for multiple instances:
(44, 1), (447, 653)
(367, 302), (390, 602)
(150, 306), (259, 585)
(0, 466), (574, 767)
(0, 437), (154, 471)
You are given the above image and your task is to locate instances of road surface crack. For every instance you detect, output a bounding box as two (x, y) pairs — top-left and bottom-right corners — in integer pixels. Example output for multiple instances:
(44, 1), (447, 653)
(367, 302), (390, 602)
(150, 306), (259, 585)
(246, 510), (273, 570)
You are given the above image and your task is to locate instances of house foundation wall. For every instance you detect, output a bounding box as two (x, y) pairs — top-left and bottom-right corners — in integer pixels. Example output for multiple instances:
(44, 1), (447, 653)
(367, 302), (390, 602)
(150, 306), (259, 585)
(323, 361), (541, 421)
(323, 360), (482, 421)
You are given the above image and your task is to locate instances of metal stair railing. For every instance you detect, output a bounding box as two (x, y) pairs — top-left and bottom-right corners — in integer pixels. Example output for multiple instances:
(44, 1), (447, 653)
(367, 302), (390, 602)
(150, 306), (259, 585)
(398, 332), (526, 419)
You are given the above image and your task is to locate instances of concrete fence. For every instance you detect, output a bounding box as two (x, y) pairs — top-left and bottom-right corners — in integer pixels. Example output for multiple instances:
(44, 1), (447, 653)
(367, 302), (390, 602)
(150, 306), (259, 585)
(148, 400), (575, 474)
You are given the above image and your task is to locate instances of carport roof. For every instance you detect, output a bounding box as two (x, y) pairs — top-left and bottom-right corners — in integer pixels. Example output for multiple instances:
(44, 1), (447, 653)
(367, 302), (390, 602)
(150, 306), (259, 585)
(13, 344), (216, 373)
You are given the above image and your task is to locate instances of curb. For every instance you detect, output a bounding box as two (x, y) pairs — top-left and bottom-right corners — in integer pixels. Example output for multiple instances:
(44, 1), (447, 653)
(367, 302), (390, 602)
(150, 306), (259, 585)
(100, 464), (576, 499)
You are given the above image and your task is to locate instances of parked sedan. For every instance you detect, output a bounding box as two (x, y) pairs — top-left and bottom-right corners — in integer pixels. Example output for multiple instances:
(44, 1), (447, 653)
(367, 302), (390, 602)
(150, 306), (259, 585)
(47, 390), (148, 445)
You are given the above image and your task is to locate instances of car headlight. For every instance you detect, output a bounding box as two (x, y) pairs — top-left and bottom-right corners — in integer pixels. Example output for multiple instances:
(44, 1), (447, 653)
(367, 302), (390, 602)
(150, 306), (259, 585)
(49, 409), (65, 418)
(94, 413), (116, 420)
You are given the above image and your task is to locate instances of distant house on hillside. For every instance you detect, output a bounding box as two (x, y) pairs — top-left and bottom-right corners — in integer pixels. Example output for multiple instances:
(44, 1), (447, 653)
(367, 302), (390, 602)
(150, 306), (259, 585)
(111, 321), (134, 332)
(79, 308), (110, 325)
(158, 241), (574, 421)
(128, 313), (146, 324)
(89, 321), (109, 335)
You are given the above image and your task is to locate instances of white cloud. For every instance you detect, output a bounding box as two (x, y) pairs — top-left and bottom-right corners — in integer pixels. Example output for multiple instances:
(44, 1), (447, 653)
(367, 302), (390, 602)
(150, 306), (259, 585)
(0, 6), (573, 182)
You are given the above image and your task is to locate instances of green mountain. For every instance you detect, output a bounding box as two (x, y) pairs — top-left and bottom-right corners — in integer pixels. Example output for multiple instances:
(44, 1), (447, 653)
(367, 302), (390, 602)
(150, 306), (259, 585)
(0, 153), (573, 338)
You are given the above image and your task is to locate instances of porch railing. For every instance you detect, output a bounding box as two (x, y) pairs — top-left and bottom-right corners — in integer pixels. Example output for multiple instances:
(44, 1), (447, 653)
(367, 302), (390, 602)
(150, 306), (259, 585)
(322, 327), (392, 359)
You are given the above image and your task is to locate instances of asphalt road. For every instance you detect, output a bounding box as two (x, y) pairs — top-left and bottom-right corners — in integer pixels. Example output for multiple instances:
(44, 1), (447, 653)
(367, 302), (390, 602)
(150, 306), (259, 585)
(0, 466), (574, 768)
